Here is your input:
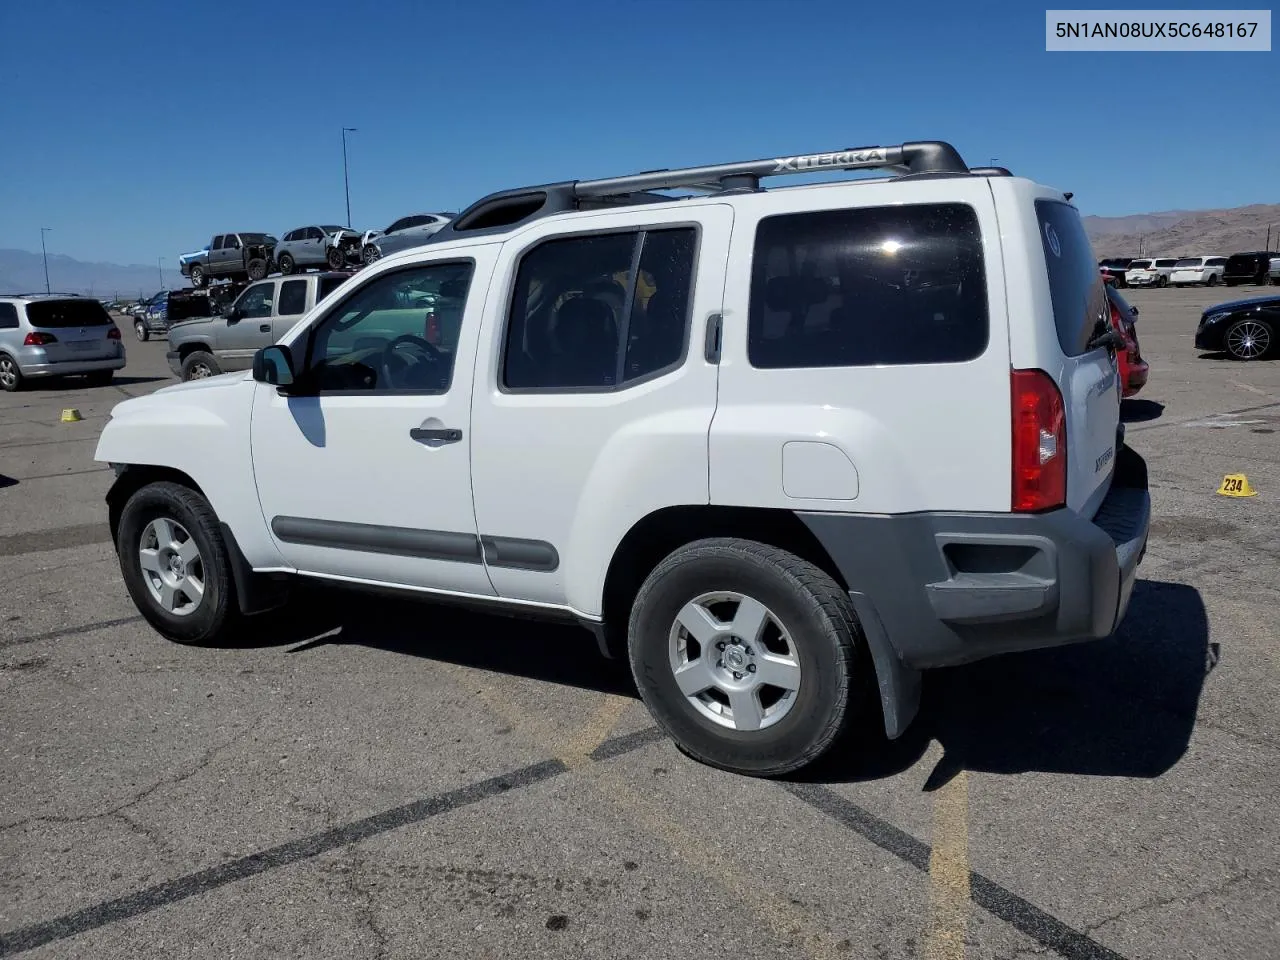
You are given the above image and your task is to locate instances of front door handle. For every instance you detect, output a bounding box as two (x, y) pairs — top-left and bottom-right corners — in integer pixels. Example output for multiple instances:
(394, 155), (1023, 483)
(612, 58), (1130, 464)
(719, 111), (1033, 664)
(259, 324), (270, 332)
(410, 426), (462, 445)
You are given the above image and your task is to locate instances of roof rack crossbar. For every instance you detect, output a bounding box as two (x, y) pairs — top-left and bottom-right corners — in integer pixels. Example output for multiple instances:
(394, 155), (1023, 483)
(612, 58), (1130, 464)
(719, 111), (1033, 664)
(573, 141), (967, 199)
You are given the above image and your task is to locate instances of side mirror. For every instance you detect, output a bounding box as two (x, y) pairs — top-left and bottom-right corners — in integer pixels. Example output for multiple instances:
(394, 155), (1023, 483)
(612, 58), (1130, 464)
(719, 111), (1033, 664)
(253, 344), (295, 388)
(226, 306), (242, 322)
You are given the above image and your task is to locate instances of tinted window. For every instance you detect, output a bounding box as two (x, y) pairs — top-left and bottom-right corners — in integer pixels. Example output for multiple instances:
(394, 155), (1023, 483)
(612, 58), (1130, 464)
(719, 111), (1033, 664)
(503, 228), (697, 391)
(224, 235), (241, 249)
(305, 227), (324, 241)
(1174, 258), (1201, 267)
(1154, 259), (1177, 267)
(25, 299), (113, 328)
(318, 275), (348, 302)
(239, 233), (269, 245)
(212, 236), (224, 250)
(1226, 254), (1260, 271)
(749, 204), (988, 369)
(236, 283), (274, 319)
(1208, 257), (1228, 266)
(278, 279), (308, 316)
(282, 230), (297, 243)
(0, 304), (18, 329)
(385, 218), (409, 233)
(1035, 200), (1107, 357)
(305, 261), (474, 394)
(1128, 260), (1152, 269)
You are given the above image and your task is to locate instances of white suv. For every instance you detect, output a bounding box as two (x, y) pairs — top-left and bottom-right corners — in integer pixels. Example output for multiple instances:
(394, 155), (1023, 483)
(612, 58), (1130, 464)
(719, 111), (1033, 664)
(94, 141), (1150, 777)
(1170, 256), (1227, 286)
(1124, 258), (1179, 287)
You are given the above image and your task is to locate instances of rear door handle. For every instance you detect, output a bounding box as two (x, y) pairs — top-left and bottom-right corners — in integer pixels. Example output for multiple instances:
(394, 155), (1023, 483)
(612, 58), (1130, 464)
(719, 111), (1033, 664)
(410, 426), (462, 444)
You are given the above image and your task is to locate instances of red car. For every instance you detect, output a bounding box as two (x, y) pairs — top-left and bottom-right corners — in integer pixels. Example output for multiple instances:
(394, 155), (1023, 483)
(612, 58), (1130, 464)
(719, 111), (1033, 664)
(1106, 285), (1148, 397)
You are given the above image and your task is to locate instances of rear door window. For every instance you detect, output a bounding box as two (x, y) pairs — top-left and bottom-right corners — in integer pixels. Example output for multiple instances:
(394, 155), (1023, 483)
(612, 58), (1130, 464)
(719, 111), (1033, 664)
(1035, 200), (1108, 357)
(0, 304), (18, 329)
(25, 299), (113, 328)
(318, 276), (349, 302)
(748, 203), (988, 368)
(278, 279), (308, 316)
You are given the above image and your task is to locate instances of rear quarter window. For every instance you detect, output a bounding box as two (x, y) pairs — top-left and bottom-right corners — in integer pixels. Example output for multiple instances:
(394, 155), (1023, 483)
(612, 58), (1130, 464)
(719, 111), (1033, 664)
(1035, 200), (1107, 357)
(747, 202), (989, 369)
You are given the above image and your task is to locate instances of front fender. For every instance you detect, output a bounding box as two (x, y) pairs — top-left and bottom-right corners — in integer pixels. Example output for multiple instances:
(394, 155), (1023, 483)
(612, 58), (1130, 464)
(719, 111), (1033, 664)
(94, 382), (286, 571)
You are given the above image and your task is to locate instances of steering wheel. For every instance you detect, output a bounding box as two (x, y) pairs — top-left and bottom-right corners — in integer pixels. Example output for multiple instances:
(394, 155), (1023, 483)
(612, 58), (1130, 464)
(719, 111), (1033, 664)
(380, 334), (444, 388)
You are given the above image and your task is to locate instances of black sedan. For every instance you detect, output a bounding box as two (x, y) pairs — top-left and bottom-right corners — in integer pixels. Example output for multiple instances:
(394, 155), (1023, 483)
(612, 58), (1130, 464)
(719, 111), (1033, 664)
(1195, 294), (1278, 360)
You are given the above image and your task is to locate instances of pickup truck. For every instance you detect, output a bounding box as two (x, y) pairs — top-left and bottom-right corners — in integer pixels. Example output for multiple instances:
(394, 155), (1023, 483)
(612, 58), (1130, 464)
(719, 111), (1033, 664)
(166, 271), (351, 380)
(180, 233), (278, 288)
(132, 285), (247, 341)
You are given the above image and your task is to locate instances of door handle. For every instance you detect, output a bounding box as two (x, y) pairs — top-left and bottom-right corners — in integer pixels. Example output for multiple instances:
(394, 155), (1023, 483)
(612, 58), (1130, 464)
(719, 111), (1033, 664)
(410, 426), (462, 444)
(259, 324), (270, 332)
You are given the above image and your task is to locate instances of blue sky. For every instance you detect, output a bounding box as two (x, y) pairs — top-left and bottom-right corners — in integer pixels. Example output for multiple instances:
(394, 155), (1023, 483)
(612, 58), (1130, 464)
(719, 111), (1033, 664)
(1, 0), (1275, 266)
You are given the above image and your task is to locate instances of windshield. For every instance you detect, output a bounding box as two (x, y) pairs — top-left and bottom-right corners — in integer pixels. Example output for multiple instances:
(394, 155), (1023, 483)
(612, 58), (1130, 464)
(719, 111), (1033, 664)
(239, 233), (273, 245)
(1174, 258), (1202, 267)
(320, 225), (348, 234)
(1128, 260), (1152, 269)
(26, 299), (113, 327)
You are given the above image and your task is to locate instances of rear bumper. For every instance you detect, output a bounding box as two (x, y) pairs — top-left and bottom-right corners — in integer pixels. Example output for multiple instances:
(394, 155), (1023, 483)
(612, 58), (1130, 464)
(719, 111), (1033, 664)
(798, 444), (1150, 670)
(19, 355), (126, 378)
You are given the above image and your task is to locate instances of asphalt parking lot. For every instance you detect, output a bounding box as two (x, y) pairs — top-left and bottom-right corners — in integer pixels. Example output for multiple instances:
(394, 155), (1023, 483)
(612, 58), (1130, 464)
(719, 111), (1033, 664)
(1, 286), (1278, 960)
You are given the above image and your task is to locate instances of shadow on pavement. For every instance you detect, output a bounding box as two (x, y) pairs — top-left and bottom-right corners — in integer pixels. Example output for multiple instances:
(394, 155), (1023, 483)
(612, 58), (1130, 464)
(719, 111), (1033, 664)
(0, 474), (17, 490)
(226, 578), (1210, 785)
(1121, 398), (1164, 423)
(804, 578), (1212, 787)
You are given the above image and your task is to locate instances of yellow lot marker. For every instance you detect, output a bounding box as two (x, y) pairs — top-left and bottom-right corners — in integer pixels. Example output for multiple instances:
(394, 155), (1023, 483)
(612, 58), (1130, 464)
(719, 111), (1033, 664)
(1217, 473), (1258, 497)
(923, 769), (971, 960)
(60, 408), (83, 423)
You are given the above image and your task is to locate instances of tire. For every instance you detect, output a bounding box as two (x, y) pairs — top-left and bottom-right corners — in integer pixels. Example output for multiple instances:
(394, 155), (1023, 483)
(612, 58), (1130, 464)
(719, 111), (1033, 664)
(181, 350), (222, 381)
(115, 481), (239, 645)
(134, 321), (149, 342)
(361, 244), (380, 266)
(326, 246), (345, 270)
(277, 252), (296, 275)
(189, 265), (206, 288)
(627, 537), (868, 777)
(1224, 318), (1274, 361)
(1207, 274), (1218, 287)
(1158, 275), (1168, 288)
(85, 370), (114, 387)
(246, 258), (268, 281)
(0, 354), (23, 392)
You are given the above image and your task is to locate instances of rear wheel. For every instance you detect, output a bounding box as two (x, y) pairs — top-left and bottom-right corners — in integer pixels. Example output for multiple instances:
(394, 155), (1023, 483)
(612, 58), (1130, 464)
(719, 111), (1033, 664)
(246, 258), (268, 281)
(627, 538), (868, 777)
(189, 265), (206, 287)
(181, 350), (221, 380)
(0, 354), (23, 392)
(1207, 274), (1219, 287)
(1225, 318), (1273, 361)
(277, 252), (296, 275)
(116, 481), (239, 645)
(326, 246), (345, 270)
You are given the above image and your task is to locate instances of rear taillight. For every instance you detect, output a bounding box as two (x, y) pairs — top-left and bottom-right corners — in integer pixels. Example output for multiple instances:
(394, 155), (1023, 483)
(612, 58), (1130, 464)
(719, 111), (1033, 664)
(23, 331), (56, 346)
(1011, 368), (1067, 513)
(107, 326), (122, 340)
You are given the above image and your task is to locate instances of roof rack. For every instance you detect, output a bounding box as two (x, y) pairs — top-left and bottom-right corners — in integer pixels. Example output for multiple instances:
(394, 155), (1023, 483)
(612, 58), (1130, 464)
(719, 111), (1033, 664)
(430, 140), (1004, 243)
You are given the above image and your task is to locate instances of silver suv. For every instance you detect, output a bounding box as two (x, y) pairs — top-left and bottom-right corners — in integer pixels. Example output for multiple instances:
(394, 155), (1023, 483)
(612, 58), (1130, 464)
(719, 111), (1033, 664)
(360, 213), (453, 263)
(0, 294), (126, 392)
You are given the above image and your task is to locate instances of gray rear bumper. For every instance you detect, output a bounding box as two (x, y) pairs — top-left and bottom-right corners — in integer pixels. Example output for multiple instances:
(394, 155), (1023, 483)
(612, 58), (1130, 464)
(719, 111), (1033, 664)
(799, 444), (1151, 674)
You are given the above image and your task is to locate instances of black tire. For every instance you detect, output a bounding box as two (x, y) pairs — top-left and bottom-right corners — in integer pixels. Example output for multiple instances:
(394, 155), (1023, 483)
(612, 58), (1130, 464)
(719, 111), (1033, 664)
(134, 321), (149, 342)
(1207, 274), (1219, 287)
(0, 353), (23, 392)
(246, 258), (268, 281)
(115, 481), (239, 645)
(189, 265), (206, 288)
(326, 246), (345, 270)
(1158, 275), (1168, 288)
(627, 538), (868, 777)
(85, 370), (114, 386)
(181, 350), (222, 381)
(277, 252), (296, 275)
(1224, 318), (1274, 361)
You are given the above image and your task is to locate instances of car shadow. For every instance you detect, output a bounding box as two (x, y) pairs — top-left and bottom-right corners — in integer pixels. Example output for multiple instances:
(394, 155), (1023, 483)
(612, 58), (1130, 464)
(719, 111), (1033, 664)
(1121, 399), (1164, 423)
(0, 474), (17, 490)
(798, 578), (1211, 786)
(222, 578), (1209, 784)
(111, 376), (169, 387)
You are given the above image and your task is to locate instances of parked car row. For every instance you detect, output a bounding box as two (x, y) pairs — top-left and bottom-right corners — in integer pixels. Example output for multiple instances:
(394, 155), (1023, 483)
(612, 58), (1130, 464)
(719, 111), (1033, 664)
(1101, 252), (1279, 288)
(177, 214), (455, 288)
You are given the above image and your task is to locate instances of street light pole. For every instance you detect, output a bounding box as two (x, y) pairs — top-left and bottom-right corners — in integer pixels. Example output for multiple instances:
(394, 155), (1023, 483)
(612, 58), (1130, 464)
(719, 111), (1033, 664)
(158, 257), (165, 291)
(341, 127), (358, 228)
(40, 227), (52, 294)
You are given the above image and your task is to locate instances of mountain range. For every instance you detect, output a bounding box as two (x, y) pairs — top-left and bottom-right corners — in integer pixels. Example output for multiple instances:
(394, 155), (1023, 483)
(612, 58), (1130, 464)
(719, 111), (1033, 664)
(3, 201), (1278, 296)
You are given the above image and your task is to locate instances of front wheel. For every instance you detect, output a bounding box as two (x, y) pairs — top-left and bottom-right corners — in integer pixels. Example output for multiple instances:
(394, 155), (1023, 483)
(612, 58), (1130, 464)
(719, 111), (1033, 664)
(627, 538), (868, 777)
(189, 265), (206, 287)
(1225, 318), (1273, 361)
(1158, 275), (1168, 288)
(116, 481), (239, 644)
(134, 321), (149, 342)
(326, 246), (345, 270)
(277, 253), (296, 275)
(361, 244), (380, 266)
(181, 350), (222, 380)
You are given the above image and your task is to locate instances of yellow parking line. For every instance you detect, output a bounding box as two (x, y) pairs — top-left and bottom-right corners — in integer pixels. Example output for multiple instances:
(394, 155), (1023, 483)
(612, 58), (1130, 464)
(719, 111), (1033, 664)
(924, 769), (971, 960)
